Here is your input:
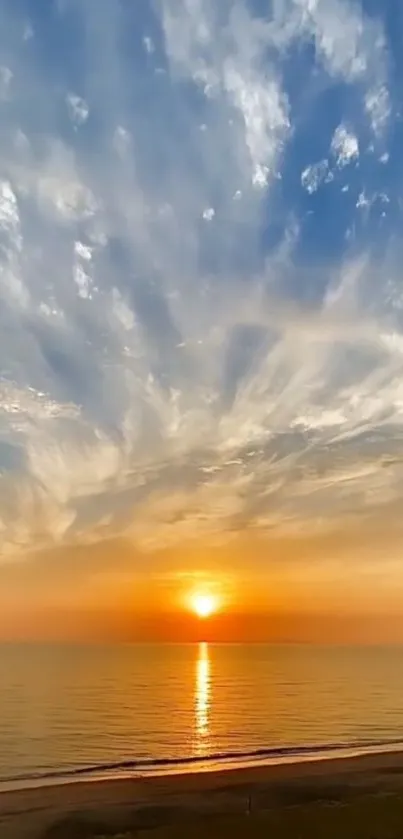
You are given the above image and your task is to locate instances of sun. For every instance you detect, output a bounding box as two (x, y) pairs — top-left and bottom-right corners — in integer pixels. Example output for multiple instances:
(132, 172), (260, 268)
(189, 593), (218, 619)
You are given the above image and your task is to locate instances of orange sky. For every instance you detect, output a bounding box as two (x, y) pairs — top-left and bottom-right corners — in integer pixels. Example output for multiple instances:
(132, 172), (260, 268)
(1, 523), (403, 643)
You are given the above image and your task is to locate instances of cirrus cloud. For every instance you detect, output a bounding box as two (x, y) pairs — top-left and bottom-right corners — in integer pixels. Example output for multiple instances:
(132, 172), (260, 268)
(0, 0), (400, 564)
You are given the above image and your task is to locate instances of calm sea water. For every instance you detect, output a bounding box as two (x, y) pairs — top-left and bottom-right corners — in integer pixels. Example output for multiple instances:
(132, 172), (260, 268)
(1, 643), (403, 784)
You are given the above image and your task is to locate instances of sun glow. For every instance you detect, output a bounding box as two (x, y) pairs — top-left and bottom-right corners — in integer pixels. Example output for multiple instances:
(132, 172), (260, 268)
(189, 593), (219, 619)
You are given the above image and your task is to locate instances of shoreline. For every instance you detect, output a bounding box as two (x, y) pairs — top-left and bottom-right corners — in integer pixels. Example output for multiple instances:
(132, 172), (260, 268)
(3, 747), (403, 838)
(3, 736), (403, 793)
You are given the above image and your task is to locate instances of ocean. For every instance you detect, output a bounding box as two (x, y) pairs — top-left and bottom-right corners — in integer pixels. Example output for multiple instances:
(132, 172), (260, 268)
(1, 643), (403, 787)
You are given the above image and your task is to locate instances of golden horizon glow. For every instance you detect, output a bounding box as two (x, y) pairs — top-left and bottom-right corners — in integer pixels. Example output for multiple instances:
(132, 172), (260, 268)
(189, 592), (219, 619)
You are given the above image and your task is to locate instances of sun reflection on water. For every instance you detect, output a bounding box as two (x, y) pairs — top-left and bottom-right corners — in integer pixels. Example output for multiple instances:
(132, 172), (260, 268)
(195, 642), (211, 754)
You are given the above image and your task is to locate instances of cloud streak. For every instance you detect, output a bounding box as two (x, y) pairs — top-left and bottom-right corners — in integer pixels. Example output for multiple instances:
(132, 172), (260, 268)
(0, 0), (401, 562)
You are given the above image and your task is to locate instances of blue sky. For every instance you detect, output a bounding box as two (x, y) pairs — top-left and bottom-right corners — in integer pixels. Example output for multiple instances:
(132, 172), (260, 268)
(0, 0), (402, 592)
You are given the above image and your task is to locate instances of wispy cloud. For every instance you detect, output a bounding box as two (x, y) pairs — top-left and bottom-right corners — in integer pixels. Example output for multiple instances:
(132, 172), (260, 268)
(0, 0), (400, 562)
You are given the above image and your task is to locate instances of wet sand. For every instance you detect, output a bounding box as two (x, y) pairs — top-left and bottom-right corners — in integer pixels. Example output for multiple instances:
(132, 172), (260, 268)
(2, 749), (403, 838)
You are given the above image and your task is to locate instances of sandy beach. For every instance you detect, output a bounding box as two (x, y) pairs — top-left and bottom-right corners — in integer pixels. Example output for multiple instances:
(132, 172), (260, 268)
(3, 749), (403, 838)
